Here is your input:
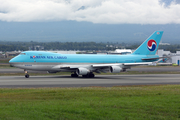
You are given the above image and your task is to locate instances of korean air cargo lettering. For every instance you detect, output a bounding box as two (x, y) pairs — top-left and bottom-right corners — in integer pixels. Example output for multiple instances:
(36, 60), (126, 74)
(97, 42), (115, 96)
(9, 31), (163, 78)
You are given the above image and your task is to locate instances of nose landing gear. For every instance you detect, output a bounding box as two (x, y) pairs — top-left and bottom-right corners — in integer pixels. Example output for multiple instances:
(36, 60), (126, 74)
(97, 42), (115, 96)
(25, 74), (29, 78)
(24, 70), (30, 78)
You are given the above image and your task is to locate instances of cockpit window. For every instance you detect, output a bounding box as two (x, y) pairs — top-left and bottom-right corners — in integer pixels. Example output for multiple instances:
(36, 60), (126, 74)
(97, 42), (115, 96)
(20, 53), (26, 55)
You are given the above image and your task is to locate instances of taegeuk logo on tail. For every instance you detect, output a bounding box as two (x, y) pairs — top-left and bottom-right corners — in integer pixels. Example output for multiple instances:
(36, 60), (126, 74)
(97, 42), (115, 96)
(147, 39), (157, 52)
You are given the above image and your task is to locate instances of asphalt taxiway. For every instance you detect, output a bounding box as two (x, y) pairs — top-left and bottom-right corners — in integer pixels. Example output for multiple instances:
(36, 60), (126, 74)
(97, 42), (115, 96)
(1, 66), (180, 73)
(0, 74), (180, 88)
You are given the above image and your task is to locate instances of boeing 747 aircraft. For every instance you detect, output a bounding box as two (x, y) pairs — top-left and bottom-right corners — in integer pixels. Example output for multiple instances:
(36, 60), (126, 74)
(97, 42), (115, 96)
(9, 31), (163, 78)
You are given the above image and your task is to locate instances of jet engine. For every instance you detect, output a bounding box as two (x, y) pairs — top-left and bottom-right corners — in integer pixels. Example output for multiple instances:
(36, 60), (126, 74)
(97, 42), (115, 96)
(76, 68), (90, 75)
(110, 66), (122, 73)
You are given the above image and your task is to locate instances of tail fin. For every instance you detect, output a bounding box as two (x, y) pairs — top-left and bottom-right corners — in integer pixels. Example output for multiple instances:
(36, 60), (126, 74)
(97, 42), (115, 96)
(132, 31), (163, 55)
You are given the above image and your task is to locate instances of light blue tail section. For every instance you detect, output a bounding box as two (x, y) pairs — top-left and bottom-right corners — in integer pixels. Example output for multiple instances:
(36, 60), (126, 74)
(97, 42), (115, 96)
(132, 31), (163, 55)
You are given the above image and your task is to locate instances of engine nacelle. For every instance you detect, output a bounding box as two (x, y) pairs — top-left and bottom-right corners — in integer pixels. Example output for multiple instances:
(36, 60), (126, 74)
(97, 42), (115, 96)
(110, 66), (122, 73)
(76, 68), (90, 75)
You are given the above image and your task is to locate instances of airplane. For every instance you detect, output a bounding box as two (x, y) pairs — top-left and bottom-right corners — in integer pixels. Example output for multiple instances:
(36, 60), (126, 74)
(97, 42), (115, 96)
(9, 31), (163, 78)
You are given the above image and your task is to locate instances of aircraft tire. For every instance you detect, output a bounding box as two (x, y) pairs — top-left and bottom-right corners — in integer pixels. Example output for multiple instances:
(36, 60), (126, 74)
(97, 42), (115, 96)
(89, 74), (95, 78)
(82, 75), (87, 78)
(82, 74), (95, 78)
(71, 74), (78, 77)
(25, 74), (29, 78)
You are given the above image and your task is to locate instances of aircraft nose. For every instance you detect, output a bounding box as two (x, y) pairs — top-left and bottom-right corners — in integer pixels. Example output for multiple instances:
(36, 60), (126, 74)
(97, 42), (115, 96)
(9, 59), (13, 63)
(9, 58), (15, 63)
(9, 57), (17, 66)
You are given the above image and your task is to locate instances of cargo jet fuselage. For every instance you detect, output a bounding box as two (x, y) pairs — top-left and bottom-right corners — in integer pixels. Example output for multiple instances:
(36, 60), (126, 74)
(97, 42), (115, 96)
(9, 31), (163, 78)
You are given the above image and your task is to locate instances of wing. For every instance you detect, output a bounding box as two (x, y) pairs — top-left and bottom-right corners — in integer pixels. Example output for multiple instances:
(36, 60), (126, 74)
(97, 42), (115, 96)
(51, 62), (152, 73)
(92, 62), (152, 68)
(141, 54), (180, 61)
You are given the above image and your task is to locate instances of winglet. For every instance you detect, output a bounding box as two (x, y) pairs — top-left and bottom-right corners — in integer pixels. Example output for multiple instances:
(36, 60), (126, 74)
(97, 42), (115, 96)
(132, 31), (163, 55)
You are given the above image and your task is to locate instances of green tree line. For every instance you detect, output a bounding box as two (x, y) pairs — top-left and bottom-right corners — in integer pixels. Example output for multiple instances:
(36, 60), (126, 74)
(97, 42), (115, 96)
(0, 41), (180, 53)
(0, 41), (116, 51)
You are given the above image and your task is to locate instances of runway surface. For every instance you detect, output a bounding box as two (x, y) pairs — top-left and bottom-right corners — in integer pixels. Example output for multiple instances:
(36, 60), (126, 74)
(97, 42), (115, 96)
(1, 66), (180, 73)
(0, 74), (180, 88)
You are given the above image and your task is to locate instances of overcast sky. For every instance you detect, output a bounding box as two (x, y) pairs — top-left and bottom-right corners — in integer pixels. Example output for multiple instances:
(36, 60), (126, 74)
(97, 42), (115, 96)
(0, 0), (180, 43)
(0, 0), (180, 24)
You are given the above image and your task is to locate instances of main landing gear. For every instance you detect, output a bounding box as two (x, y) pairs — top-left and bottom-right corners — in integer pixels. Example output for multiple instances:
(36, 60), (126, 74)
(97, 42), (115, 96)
(71, 72), (79, 77)
(71, 72), (95, 78)
(82, 73), (95, 78)
(24, 70), (30, 78)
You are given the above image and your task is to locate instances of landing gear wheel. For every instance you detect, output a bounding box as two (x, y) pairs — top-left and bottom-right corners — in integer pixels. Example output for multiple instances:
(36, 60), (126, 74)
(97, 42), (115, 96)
(82, 75), (87, 78)
(71, 73), (79, 77)
(82, 73), (95, 78)
(24, 69), (29, 78)
(89, 74), (95, 78)
(25, 74), (29, 78)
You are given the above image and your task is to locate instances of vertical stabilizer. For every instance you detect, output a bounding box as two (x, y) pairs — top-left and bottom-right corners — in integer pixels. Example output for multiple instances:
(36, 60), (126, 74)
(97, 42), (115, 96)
(132, 31), (163, 55)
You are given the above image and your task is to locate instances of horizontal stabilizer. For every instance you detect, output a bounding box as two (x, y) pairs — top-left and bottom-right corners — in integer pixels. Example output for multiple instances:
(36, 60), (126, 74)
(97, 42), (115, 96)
(142, 56), (171, 61)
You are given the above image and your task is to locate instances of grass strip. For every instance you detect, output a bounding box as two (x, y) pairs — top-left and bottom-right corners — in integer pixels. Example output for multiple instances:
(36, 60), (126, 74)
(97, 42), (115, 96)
(0, 59), (10, 63)
(0, 64), (14, 68)
(0, 85), (180, 120)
